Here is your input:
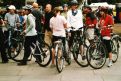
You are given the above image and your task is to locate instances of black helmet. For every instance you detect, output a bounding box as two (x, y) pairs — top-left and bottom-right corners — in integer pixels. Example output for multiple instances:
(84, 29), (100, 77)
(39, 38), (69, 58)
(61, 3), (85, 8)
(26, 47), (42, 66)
(100, 7), (108, 13)
(83, 5), (92, 11)
(70, 0), (78, 6)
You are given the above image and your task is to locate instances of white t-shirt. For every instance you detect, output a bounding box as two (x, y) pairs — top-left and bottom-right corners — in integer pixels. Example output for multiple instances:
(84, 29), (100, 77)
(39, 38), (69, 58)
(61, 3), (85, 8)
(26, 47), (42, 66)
(67, 9), (83, 30)
(50, 15), (67, 37)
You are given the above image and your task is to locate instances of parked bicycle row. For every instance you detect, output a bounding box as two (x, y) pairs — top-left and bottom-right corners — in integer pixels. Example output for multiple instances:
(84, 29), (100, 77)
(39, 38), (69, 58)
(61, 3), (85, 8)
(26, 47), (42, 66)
(0, 0), (120, 73)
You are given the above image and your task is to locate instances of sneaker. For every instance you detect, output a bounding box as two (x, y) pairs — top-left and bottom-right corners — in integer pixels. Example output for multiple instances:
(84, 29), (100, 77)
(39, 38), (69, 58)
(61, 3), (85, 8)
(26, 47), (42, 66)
(2, 60), (9, 63)
(65, 58), (71, 65)
(50, 64), (56, 68)
(82, 55), (86, 60)
(107, 60), (113, 67)
(17, 61), (27, 66)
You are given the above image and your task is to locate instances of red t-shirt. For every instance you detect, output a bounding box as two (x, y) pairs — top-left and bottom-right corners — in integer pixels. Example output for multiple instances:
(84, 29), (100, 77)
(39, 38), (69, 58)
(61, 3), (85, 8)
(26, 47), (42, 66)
(85, 17), (97, 28)
(99, 15), (114, 37)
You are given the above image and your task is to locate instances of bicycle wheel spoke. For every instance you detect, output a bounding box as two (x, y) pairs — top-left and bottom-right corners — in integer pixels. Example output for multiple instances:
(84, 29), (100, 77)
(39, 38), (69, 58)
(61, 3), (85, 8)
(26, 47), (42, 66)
(86, 42), (106, 69)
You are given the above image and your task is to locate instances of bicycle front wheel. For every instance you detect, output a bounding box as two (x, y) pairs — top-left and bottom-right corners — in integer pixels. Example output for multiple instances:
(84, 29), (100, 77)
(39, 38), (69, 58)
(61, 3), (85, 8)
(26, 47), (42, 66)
(72, 41), (88, 67)
(86, 42), (107, 69)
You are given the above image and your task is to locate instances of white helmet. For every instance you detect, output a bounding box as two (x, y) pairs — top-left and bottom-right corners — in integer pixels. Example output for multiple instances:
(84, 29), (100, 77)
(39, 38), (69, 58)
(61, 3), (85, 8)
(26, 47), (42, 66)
(23, 5), (33, 10)
(8, 5), (16, 10)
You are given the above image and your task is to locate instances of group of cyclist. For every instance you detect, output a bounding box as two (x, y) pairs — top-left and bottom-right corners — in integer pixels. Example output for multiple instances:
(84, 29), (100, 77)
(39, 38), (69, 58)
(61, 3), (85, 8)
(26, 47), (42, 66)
(0, 0), (115, 67)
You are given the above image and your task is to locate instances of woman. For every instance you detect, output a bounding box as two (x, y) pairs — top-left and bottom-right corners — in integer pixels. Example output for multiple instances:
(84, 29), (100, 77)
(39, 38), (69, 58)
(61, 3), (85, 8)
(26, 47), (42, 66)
(17, 5), (37, 65)
(50, 6), (67, 66)
(83, 6), (97, 44)
(99, 7), (114, 67)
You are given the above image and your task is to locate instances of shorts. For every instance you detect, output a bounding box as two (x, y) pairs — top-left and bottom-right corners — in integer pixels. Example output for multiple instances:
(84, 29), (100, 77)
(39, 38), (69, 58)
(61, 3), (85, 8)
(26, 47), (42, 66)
(86, 28), (94, 40)
(102, 39), (112, 53)
(52, 35), (65, 48)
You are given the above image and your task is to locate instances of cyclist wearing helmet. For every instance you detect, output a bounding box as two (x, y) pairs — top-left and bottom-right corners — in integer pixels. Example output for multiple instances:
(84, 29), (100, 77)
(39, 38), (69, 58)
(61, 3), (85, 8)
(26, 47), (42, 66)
(83, 6), (97, 44)
(99, 7), (114, 67)
(61, 4), (68, 19)
(18, 5), (37, 66)
(67, 0), (84, 57)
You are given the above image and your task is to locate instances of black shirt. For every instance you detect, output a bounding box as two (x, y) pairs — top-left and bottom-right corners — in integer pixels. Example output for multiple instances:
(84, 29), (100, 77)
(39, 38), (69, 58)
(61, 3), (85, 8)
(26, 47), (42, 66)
(44, 11), (53, 31)
(32, 9), (42, 32)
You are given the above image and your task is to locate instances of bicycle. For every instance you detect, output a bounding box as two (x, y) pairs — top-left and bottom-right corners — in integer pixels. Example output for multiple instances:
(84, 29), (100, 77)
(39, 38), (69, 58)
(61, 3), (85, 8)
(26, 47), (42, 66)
(86, 33), (107, 69)
(69, 27), (89, 67)
(111, 33), (120, 63)
(86, 25), (120, 69)
(36, 32), (52, 67)
(11, 32), (52, 67)
(4, 26), (24, 61)
(64, 31), (72, 65)
(53, 38), (65, 73)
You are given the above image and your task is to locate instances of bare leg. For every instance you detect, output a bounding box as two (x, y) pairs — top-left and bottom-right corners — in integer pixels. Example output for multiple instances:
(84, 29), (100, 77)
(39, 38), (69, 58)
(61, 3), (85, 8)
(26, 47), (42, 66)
(52, 48), (55, 64)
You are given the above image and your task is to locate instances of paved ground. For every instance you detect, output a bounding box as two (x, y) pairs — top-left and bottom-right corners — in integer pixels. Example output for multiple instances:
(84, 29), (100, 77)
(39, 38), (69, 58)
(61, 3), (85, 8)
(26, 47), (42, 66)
(0, 43), (121, 81)
(114, 24), (121, 36)
(0, 24), (121, 81)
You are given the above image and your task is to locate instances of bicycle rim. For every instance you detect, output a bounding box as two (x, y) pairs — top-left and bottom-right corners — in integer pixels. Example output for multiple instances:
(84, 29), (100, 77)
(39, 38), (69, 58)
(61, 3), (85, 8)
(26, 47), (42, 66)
(111, 39), (119, 63)
(73, 42), (88, 67)
(86, 42), (107, 69)
(8, 40), (24, 62)
(36, 42), (52, 67)
(56, 46), (64, 73)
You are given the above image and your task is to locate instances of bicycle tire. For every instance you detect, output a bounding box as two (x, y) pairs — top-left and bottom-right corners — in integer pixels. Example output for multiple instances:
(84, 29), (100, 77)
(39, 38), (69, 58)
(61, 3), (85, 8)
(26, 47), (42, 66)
(111, 37), (119, 63)
(36, 41), (52, 67)
(65, 40), (71, 65)
(8, 38), (24, 62)
(72, 41), (89, 67)
(86, 42), (107, 69)
(55, 44), (64, 73)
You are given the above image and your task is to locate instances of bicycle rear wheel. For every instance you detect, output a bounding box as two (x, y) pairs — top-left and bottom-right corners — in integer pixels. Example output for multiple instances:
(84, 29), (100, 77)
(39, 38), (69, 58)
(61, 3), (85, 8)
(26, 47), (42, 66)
(55, 44), (64, 73)
(86, 42), (107, 69)
(73, 41), (88, 67)
(36, 41), (52, 67)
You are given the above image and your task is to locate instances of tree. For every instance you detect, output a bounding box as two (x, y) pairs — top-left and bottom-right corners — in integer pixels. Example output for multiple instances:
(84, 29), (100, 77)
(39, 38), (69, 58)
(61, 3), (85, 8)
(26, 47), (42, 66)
(2, 0), (25, 9)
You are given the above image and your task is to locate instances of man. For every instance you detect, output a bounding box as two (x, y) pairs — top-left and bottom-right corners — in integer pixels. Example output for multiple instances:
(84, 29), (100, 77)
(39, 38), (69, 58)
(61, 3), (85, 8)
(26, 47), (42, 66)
(0, 14), (8, 63)
(4, 5), (20, 29)
(17, 5), (37, 65)
(4, 5), (20, 54)
(44, 4), (53, 46)
(32, 2), (42, 33)
(67, 0), (84, 58)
